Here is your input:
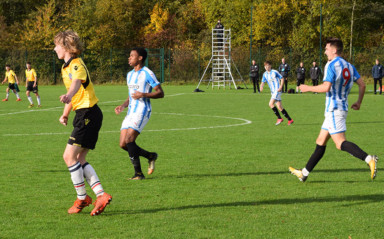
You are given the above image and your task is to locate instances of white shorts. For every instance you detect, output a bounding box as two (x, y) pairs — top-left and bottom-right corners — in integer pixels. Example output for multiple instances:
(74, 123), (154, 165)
(271, 91), (282, 101)
(121, 113), (150, 133)
(321, 110), (347, 135)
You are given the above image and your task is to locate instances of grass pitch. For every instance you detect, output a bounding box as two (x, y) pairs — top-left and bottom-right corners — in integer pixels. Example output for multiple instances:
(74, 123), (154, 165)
(1, 84), (384, 239)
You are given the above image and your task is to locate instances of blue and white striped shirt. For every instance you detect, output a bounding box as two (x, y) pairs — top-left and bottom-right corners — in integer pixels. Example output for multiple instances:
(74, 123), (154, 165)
(262, 70), (283, 93)
(323, 56), (360, 112)
(126, 66), (160, 117)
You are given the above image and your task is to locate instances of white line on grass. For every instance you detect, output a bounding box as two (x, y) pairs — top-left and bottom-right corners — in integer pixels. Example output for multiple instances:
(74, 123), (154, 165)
(3, 112), (252, 136)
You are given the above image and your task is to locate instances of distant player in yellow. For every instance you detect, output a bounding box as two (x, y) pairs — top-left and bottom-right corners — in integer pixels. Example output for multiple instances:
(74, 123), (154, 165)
(25, 62), (41, 108)
(54, 30), (112, 216)
(2, 64), (21, 101)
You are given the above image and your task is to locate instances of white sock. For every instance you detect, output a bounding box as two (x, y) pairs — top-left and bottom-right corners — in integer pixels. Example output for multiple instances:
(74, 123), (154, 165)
(15, 92), (20, 99)
(365, 155), (372, 164)
(37, 96), (41, 105)
(28, 96), (33, 104)
(6, 93), (9, 99)
(302, 168), (309, 176)
(68, 161), (87, 200)
(83, 163), (104, 197)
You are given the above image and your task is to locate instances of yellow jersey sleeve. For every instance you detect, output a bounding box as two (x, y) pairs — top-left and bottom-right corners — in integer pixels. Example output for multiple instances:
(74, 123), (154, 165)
(70, 61), (87, 83)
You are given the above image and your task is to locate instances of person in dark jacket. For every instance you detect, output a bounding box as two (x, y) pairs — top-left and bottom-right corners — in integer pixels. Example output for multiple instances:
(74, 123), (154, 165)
(278, 58), (290, 93)
(310, 61), (321, 87)
(372, 59), (383, 94)
(215, 20), (224, 48)
(296, 62), (306, 93)
(250, 60), (260, 93)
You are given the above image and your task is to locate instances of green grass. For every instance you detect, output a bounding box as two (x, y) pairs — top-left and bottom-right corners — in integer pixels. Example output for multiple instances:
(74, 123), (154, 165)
(1, 83), (384, 239)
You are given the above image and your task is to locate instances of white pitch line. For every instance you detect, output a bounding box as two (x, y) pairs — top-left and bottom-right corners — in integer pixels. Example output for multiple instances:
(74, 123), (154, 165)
(3, 113), (252, 136)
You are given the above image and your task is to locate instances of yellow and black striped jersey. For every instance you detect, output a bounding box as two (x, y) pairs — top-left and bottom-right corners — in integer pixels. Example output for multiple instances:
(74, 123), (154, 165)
(61, 58), (98, 110)
(25, 69), (37, 82)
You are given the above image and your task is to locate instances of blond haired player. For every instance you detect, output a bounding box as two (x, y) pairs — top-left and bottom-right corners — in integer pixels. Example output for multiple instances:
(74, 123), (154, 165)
(2, 64), (21, 101)
(25, 62), (41, 108)
(54, 30), (112, 216)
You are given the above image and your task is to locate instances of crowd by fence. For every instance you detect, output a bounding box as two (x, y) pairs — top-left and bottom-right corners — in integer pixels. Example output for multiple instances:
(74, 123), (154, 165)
(0, 46), (383, 85)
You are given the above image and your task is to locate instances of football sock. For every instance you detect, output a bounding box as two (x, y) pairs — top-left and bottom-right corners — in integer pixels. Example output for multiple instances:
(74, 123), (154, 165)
(126, 142), (143, 175)
(272, 107), (282, 119)
(27, 96), (33, 104)
(6, 93), (9, 99)
(281, 109), (292, 121)
(37, 96), (41, 105)
(302, 168), (309, 177)
(364, 155), (374, 164)
(340, 141), (368, 162)
(15, 92), (20, 99)
(68, 161), (87, 200)
(123, 141), (151, 159)
(82, 162), (104, 197)
(305, 144), (326, 172)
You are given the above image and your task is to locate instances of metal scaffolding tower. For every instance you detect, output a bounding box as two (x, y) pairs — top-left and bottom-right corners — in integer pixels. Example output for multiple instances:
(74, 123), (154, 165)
(195, 28), (247, 91)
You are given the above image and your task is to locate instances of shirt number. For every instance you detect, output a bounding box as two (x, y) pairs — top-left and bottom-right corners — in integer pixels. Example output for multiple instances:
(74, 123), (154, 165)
(342, 68), (351, 87)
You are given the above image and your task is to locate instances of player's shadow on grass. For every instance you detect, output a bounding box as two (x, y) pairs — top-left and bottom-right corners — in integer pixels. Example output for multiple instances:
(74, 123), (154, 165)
(104, 194), (384, 216)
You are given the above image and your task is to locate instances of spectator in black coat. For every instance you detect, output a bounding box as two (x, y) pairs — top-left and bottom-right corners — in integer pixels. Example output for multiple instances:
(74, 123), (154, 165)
(250, 60), (260, 93)
(296, 62), (306, 93)
(278, 58), (290, 93)
(372, 59), (383, 95)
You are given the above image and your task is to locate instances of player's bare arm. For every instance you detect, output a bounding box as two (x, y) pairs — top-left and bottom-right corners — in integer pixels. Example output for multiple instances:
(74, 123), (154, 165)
(131, 84), (164, 100)
(300, 82), (331, 93)
(278, 78), (284, 92)
(59, 102), (72, 126)
(15, 75), (19, 84)
(351, 78), (366, 110)
(60, 79), (82, 104)
(115, 98), (130, 115)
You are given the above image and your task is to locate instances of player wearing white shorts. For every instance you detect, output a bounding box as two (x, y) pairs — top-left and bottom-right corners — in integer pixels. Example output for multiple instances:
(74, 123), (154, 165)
(289, 37), (378, 182)
(260, 61), (294, 126)
(115, 48), (164, 180)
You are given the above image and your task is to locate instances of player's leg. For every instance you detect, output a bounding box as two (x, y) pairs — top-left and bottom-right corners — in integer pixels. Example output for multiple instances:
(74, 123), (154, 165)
(3, 87), (10, 101)
(276, 101), (293, 125)
(289, 129), (330, 182)
(120, 128), (145, 179)
(26, 90), (34, 107)
(33, 84), (41, 106)
(64, 144), (92, 213)
(269, 97), (282, 125)
(12, 88), (21, 100)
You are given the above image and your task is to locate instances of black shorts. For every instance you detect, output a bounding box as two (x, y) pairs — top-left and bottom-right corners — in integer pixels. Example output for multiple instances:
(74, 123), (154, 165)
(8, 83), (15, 90)
(296, 79), (305, 86)
(68, 104), (103, 150)
(26, 81), (38, 93)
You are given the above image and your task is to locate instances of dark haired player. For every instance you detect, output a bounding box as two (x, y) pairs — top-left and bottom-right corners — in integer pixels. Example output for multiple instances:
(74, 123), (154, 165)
(289, 37), (378, 182)
(25, 62), (41, 108)
(260, 61), (294, 126)
(2, 64), (21, 101)
(115, 48), (164, 180)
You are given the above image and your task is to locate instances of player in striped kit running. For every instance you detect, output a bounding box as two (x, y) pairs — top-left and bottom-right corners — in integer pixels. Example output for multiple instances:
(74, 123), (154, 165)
(115, 48), (164, 180)
(260, 61), (294, 126)
(289, 37), (378, 182)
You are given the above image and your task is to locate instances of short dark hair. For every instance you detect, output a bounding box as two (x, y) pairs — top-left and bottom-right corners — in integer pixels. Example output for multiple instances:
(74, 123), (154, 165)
(26, 61), (31, 65)
(132, 47), (147, 63)
(326, 37), (343, 55)
(5, 64), (10, 67)
(264, 61), (272, 66)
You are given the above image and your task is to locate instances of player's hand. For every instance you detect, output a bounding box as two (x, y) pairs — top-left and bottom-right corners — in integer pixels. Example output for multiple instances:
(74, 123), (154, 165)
(59, 115), (68, 126)
(114, 105), (125, 115)
(351, 102), (361, 110)
(131, 91), (144, 100)
(60, 94), (72, 104)
(299, 84), (310, 92)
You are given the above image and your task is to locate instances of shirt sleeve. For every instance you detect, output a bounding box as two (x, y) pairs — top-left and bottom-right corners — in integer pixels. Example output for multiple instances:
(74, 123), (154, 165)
(323, 63), (335, 83)
(145, 70), (160, 88)
(32, 69), (37, 78)
(262, 73), (267, 83)
(71, 62), (87, 82)
(275, 71), (283, 79)
(352, 65), (360, 82)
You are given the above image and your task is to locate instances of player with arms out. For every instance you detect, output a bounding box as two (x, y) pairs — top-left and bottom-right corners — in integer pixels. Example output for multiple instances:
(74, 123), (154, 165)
(260, 61), (294, 126)
(25, 62), (41, 108)
(2, 64), (21, 102)
(289, 37), (378, 182)
(115, 48), (164, 180)
(54, 30), (112, 215)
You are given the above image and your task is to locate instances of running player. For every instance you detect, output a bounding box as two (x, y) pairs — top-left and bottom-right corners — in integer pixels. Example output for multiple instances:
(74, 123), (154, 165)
(54, 30), (112, 215)
(289, 37), (378, 182)
(25, 62), (41, 108)
(115, 47), (164, 180)
(2, 64), (21, 101)
(260, 61), (294, 126)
